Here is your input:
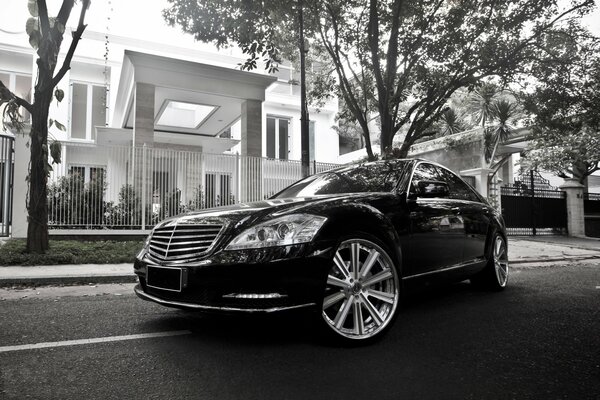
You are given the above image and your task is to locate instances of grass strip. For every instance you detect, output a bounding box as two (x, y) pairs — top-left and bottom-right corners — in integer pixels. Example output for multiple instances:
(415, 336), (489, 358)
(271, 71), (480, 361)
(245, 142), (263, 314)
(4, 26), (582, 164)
(0, 239), (143, 266)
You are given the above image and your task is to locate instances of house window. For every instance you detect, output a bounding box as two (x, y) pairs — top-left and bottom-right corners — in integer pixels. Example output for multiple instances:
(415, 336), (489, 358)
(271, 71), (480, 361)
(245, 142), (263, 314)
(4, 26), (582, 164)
(68, 165), (106, 184)
(70, 82), (107, 141)
(266, 116), (290, 160)
(0, 71), (32, 123)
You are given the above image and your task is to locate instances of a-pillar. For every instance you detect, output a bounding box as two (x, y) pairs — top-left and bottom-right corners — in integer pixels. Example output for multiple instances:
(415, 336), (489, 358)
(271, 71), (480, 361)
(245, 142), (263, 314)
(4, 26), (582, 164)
(560, 179), (586, 237)
(133, 82), (155, 228)
(240, 99), (262, 202)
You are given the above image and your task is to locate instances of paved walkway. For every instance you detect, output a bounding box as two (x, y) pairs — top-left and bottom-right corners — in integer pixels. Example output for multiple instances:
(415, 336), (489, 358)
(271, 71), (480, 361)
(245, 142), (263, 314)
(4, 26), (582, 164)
(509, 236), (600, 265)
(0, 236), (598, 287)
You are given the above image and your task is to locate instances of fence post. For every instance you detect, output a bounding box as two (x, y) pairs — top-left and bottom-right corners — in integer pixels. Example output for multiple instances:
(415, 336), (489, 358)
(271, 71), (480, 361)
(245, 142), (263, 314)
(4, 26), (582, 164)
(530, 169), (536, 236)
(235, 153), (240, 204)
(560, 179), (585, 237)
(141, 144), (147, 230)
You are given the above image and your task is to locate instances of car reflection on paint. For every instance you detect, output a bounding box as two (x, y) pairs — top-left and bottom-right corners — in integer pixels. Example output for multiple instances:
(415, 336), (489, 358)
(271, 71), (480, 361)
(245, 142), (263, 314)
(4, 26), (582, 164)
(134, 159), (508, 344)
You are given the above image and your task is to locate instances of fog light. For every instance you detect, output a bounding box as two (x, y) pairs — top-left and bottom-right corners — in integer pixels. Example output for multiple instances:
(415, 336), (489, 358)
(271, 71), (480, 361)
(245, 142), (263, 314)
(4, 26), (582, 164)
(222, 293), (288, 299)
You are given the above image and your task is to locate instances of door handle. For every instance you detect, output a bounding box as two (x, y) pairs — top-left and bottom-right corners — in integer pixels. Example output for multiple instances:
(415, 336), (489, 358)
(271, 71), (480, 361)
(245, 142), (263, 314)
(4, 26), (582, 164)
(451, 207), (461, 215)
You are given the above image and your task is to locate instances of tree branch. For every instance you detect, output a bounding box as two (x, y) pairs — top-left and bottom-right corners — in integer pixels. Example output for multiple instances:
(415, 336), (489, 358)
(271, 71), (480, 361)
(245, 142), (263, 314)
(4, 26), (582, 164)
(51, 0), (90, 88)
(0, 80), (33, 113)
(56, 0), (76, 26)
(36, 0), (51, 37)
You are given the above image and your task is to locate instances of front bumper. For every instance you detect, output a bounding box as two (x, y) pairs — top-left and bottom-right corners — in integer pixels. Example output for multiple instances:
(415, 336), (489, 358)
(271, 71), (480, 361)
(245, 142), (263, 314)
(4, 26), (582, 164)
(134, 242), (335, 313)
(134, 285), (316, 313)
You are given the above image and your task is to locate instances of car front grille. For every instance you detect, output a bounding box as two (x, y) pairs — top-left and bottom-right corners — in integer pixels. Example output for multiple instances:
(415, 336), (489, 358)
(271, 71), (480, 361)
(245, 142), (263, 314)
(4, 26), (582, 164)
(148, 223), (224, 263)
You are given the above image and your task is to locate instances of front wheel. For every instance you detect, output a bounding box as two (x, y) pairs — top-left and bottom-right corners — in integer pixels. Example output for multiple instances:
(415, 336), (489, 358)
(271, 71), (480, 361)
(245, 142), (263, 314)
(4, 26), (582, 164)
(471, 233), (509, 291)
(320, 235), (400, 344)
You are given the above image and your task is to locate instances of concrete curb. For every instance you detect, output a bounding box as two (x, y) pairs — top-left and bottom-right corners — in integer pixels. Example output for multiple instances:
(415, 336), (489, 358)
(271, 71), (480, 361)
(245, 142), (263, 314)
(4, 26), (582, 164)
(0, 274), (137, 288)
(510, 255), (600, 265)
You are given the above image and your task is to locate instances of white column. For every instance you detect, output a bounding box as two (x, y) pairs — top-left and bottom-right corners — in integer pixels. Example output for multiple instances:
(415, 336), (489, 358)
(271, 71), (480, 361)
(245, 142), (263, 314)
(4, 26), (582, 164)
(459, 167), (494, 198)
(240, 100), (263, 202)
(560, 179), (586, 237)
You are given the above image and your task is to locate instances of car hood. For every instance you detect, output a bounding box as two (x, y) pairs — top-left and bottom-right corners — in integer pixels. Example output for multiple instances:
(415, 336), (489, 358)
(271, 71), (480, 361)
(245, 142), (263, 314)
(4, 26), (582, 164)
(155, 192), (389, 230)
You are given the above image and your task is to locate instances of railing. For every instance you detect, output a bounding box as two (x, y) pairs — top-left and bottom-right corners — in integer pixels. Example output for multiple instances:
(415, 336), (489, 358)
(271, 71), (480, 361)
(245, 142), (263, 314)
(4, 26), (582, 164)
(47, 142), (340, 230)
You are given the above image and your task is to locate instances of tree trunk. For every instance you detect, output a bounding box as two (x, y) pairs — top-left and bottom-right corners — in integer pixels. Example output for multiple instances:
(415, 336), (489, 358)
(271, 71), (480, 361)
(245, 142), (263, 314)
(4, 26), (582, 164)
(363, 130), (375, 160)
(380, 116), (394, 158)
(395, 138), (412, 159)
(26, 96), (51, 253)
(573, 160), (588, 186)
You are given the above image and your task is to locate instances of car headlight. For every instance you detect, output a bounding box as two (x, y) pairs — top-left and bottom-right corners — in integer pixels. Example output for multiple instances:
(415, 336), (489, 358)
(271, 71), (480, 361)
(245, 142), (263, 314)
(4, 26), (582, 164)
(225, 214), (327, 250)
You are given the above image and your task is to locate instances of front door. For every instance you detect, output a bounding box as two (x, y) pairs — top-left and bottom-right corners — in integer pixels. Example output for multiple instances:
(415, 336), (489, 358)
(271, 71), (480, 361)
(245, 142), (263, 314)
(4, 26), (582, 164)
(405, 162), (465, 276)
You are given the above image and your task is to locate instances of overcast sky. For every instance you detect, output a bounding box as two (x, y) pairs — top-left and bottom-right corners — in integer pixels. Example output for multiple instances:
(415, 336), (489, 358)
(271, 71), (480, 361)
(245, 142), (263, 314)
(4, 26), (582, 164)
(1, 0), (599, 49)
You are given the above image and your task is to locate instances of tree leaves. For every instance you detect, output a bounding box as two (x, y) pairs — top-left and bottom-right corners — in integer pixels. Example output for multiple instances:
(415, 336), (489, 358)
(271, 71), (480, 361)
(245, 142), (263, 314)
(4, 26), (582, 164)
(54, 120), (66, 131)
(26, 15), (41, 50)
(27, 0), (38, 17)
(28, 29), (42, 50)
(522, 35), (600, 182)
(49, 117), (66, 133)
(25, 17), (37, 36)
(49, 140), (62, 164)
(54, 88), (64, 103)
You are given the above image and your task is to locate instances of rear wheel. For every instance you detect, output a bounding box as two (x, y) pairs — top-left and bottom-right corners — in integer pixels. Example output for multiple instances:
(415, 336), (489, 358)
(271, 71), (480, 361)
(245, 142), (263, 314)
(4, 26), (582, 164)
(320, 235), (400, 344)
(471, 233), (508, 291)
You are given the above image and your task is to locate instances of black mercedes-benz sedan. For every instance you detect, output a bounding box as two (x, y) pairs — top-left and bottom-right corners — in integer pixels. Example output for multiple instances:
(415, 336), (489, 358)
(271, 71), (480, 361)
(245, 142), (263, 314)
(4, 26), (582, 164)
(134, 159), (508, 343)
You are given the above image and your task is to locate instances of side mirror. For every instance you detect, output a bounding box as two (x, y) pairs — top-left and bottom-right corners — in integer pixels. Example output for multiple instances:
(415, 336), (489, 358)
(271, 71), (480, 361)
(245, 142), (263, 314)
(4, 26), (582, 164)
(416, 180), (450, 198)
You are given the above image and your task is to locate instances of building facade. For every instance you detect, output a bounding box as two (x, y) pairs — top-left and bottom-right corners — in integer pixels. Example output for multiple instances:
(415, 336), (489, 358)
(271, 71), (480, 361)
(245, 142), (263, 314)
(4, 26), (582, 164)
(1, 26), (341, 234)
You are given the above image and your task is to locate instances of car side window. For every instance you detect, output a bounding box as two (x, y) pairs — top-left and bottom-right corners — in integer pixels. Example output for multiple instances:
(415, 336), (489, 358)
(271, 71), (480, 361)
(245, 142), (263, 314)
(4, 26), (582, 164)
(434, 166), (480, 202)
(410, 163), (440, 196)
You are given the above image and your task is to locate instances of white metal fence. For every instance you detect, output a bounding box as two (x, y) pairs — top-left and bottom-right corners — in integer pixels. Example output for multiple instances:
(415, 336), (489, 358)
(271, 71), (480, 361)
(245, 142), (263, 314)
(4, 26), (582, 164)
(47, 142), (340, 230)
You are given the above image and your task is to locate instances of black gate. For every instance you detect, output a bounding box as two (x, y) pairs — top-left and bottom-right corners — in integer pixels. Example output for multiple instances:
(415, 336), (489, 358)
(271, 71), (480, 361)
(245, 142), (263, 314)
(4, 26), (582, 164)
(0, 133), (14, 237)
(500, 170), (567, 236)
(584, 193), (600, 238)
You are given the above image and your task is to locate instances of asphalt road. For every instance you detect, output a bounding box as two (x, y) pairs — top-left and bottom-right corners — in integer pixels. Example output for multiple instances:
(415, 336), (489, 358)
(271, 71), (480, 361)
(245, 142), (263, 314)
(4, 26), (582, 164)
(0, 264), (599, 400)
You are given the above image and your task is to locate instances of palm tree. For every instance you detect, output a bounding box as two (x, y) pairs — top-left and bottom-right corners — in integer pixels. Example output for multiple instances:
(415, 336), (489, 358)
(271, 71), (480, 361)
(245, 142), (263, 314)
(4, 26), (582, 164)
(485, 99), (521, 163)
(467, 83), (499, 128)
(438, 107), (466, 136)
(466, 84), (522, 204)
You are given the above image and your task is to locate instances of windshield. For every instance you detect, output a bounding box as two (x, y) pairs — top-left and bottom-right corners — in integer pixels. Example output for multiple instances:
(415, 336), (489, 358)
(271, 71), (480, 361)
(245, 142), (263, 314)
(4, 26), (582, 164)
(272, 161), (410, 198)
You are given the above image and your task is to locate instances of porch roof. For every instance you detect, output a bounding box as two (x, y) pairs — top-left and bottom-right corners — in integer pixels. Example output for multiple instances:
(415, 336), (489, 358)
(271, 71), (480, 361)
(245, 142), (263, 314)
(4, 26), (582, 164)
(112, 50), (277, 140)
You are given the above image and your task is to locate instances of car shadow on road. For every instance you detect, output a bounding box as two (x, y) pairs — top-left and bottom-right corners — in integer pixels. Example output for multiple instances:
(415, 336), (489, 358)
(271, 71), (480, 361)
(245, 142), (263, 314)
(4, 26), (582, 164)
(138, 306), (320, 345)
(136, 280), (514, 347)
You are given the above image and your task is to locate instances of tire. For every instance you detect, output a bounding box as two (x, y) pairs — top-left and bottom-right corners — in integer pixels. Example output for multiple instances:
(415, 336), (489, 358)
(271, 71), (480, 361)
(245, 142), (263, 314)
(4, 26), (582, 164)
(471, 233), (509, 291)
(319, 233), (401, 345)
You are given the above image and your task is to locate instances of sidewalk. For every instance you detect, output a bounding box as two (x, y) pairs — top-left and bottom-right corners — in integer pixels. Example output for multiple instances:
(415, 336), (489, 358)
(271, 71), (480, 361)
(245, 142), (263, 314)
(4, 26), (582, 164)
(0, 264), (135, 287)
(0, 236), (598, 287)
(508, 236), (600, 265)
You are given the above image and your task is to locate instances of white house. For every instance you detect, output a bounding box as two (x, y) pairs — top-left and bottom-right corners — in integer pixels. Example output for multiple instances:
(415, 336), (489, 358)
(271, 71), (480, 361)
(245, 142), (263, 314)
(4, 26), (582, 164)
(0, 19), (341, 233)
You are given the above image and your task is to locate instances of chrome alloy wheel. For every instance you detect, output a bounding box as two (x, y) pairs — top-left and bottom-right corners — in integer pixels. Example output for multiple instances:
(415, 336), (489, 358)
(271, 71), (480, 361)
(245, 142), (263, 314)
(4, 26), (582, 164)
(493, 236), (509, 287)
(321, 238), (399, 340)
